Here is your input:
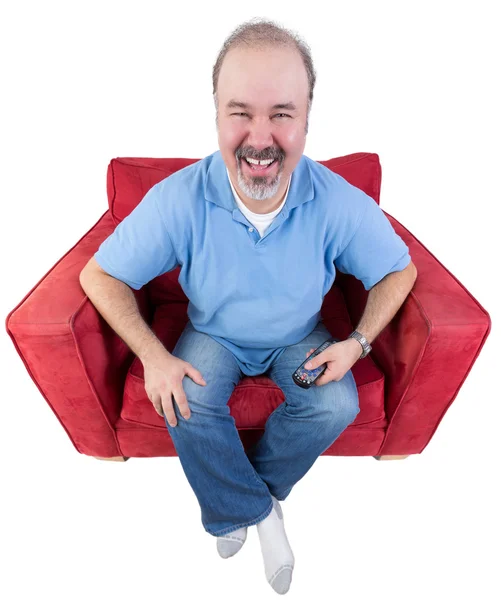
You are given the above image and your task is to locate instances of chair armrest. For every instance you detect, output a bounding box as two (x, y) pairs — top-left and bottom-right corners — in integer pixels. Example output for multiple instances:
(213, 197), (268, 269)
(338, 211), (492, 455)
(5, 210), (151, 458)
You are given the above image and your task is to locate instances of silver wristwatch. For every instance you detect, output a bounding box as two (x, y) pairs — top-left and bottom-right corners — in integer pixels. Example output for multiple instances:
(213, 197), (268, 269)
(348, 330), (372, 359)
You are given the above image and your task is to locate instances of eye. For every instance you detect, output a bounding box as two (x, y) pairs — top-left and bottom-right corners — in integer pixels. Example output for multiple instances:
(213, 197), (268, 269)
(231, 112), (291, 118)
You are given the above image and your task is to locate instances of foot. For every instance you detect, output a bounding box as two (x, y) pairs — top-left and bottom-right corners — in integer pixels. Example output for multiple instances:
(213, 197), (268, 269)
(256, 496), (295, 594)
(216, 526), (248, 558)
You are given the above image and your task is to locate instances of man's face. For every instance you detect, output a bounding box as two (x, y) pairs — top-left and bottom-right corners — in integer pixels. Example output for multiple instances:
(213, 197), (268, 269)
(216, 46), (309, 206)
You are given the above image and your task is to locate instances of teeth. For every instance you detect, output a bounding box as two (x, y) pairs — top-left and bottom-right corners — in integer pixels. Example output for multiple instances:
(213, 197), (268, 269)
(245, 157), (274, 165)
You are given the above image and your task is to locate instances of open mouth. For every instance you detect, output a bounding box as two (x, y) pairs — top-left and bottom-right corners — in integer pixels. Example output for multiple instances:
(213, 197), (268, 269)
(241, 156), (278, 175)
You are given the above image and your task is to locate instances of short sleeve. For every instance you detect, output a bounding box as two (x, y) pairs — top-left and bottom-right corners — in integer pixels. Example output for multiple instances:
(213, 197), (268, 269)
(93, 183), (179, 290)
(335, 191), (411, 291)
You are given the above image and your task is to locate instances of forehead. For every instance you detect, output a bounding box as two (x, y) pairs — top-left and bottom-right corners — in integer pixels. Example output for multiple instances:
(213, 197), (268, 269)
(218, 46), (308, 105)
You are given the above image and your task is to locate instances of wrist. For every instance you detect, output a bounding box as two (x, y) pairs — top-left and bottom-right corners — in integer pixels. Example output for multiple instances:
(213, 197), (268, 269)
(139, 338), (171, 365)
(346, 337), (364, 359)
(347, 330), (372, 359)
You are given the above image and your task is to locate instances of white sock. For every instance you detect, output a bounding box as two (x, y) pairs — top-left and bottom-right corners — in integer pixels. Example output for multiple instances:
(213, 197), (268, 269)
(216, 526), (248, 558)
(256, 496), (295, 594)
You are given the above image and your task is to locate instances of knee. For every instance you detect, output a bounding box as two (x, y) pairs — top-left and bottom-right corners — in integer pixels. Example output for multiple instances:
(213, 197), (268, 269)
(323, 385), (360, 430)
(327, 403), (359, 431)
(170, 380), (232, 422)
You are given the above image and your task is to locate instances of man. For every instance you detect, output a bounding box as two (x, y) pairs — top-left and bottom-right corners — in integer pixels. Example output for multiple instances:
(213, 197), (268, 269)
(80, 18), (417, 595)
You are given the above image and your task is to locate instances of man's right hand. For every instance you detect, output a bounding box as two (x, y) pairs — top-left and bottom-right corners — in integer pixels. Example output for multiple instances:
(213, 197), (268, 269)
(142, 350), (207, 426)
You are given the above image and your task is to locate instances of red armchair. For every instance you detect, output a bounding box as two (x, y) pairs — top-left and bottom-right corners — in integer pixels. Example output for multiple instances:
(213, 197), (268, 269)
(5, 152), (491, 463)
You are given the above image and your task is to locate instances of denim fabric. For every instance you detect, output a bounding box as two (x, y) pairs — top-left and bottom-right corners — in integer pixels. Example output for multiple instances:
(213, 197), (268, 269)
(163, 319), (360, 537)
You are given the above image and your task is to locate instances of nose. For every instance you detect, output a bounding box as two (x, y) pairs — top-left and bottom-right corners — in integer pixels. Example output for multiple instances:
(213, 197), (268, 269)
(246, 116), (275, 151)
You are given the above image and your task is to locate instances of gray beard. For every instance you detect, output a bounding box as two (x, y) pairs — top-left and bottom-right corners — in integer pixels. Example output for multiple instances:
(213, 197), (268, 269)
(236, 157), (283, 201)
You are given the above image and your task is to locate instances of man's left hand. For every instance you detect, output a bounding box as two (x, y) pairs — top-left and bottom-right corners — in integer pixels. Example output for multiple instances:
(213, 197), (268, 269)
(304, 338), (362, 386)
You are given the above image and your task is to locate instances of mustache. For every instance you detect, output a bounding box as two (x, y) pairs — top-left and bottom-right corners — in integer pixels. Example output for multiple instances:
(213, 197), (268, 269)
(236, 149), (283, 162)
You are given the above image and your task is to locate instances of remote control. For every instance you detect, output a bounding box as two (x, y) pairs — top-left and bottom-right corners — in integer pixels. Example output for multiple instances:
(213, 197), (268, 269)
(291, 337), (338, 389)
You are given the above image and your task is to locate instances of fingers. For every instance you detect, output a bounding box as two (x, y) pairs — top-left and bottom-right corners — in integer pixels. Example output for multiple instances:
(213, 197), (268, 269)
(175, 386), (191, 421)
(163, 387), (191, 427)
(150, 393), (164, 418)
(161, 392), (178, 427)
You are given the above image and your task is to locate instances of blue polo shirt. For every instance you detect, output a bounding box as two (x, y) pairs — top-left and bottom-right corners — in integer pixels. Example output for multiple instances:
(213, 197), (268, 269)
(94, 149), (411, 376)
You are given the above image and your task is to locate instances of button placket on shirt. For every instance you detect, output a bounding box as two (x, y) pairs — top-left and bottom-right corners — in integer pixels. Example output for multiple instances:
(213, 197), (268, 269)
(247, 226), (262, 246)
(234, 209), (288, 247)
(253, 212), (287, 246)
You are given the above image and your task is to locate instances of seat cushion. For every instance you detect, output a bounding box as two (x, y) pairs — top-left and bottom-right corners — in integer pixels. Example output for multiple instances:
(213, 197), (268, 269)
(121, 285), (386, 430)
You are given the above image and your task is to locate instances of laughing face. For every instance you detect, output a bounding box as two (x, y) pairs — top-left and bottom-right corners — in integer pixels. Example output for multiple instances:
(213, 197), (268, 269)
(215, 45), (309, 213)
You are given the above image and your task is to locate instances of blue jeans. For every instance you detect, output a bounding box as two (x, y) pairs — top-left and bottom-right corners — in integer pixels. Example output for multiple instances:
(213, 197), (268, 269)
(163, 320), (360, 537)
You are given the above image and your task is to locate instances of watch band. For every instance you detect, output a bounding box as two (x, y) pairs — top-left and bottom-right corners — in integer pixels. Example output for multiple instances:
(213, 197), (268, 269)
(348, 330), (372, 359)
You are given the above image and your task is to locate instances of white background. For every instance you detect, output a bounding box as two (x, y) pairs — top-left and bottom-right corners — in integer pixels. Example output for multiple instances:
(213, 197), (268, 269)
(2, 1), (499, 599)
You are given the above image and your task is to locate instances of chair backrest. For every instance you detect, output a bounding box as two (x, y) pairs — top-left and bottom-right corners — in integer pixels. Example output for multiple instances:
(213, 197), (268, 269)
(106, 151), (382, 225)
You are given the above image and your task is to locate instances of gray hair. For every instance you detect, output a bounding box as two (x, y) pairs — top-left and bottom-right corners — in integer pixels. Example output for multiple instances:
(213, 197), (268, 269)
(212, 18), (316, 134)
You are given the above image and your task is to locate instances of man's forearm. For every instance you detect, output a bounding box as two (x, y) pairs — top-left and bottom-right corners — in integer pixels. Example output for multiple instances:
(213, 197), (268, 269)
(352, 262), (418, 346)
(79, 270), (169, 363)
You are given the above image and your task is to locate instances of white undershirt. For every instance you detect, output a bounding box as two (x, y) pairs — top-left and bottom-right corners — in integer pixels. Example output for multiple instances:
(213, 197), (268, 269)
(226, 167), (291, 238)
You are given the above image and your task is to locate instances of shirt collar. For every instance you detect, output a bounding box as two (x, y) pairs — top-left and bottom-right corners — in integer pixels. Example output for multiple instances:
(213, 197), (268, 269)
(203, 150), (314, 217)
